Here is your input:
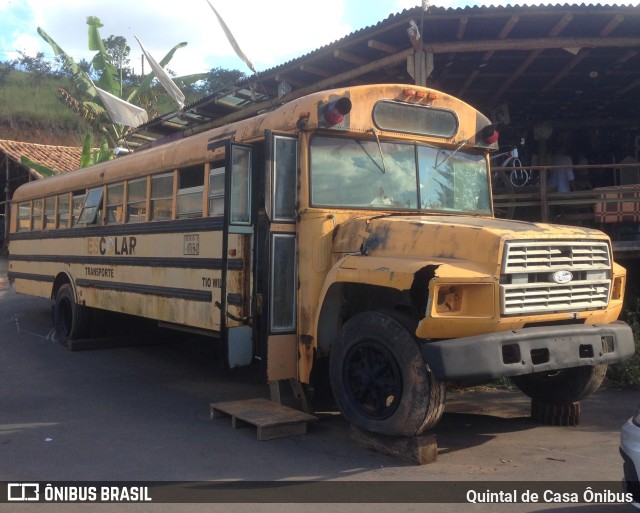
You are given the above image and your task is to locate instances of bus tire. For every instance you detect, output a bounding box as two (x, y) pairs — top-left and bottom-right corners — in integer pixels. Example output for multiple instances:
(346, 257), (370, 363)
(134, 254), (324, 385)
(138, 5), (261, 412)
(329, 311), (445, 437)
(510, 364), (607, 404)
(53, 284), (91, 344)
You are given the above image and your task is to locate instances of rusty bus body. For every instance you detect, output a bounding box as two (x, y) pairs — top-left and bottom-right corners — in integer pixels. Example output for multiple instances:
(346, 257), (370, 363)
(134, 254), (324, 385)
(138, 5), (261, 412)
(8, 84), (635, 436)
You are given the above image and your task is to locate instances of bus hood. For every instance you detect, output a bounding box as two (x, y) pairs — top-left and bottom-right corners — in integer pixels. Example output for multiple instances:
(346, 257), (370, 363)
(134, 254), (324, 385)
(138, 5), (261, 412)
(332, 215), (610, 267)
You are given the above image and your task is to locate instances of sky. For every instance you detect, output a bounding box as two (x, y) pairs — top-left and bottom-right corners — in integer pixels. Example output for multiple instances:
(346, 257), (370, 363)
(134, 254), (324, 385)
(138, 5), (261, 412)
(0, 0), (629, 78)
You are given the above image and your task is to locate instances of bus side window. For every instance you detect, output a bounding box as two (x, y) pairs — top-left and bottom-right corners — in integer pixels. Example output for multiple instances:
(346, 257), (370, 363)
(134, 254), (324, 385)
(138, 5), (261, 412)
(150, 173), (174, 221)
(57, 193), (70, 229)
(44, 197), (56, 230)
(127, 177), (147, 223)
(230, 147), (251, 224)
(72, 192), (86, 226)
(32, 199), (43, 231)
(17, 201), (31, 232)
(177, 164), (204, 219)
(76, 187), (104, 225)
(208, 164), (225, 216)
(106, 182), (124, 224)
(273, 136), (297, 221)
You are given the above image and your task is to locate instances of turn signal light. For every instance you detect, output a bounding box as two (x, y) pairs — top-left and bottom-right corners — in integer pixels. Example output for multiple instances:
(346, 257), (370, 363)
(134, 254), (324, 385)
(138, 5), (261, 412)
(402, 89), (438, 101)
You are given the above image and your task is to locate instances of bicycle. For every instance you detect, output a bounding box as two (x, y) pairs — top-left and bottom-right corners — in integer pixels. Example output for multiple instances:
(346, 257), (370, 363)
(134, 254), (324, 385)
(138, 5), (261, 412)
(490, 146), (531, 187)
(490, 146), (534, 219)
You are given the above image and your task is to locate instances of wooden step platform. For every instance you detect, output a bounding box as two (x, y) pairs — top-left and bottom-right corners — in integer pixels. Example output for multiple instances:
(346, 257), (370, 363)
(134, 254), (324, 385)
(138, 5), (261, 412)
(209, 398), (318, 440)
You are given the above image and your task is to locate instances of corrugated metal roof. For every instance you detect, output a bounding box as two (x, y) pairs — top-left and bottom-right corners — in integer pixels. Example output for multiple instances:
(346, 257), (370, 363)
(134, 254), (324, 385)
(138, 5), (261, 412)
(0, 139), (82, 179)
(124, 3), (640, 150)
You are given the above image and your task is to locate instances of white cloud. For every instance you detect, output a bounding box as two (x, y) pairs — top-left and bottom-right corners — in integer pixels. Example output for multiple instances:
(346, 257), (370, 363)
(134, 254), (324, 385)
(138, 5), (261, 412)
(16, 0), (352, 76)
(9, 0), (625, 77)
(10, 32), (41, 58)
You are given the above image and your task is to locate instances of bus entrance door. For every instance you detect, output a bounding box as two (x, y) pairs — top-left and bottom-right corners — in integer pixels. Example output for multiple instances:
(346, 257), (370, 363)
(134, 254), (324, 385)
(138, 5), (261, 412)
(222, 143), (254, 368)
(261, 133), (298, 382)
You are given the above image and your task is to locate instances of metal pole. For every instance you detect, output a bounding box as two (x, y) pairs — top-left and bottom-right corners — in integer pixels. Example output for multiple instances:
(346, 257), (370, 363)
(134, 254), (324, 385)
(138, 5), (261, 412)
(3, 155), (9, 253)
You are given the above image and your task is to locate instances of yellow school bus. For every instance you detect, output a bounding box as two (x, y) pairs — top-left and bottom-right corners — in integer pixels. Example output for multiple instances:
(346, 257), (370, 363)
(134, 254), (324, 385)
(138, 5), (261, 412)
(8, 84), (635, 436)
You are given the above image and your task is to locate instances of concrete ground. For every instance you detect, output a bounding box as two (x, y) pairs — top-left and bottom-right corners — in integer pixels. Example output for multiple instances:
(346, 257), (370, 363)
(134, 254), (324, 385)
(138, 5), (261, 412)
(0, 255), (637, 513)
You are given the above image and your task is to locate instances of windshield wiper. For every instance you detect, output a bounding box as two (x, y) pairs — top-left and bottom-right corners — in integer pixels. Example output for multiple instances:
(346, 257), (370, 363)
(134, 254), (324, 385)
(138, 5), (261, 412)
(435, 140), (465, 170)
(370, 128), (386, 174)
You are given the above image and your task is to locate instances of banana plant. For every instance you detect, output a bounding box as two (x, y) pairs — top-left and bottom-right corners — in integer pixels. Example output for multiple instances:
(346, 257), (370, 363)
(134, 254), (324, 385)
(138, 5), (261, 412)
(80, 134), (113, 167)
(38, 16), (204, 146)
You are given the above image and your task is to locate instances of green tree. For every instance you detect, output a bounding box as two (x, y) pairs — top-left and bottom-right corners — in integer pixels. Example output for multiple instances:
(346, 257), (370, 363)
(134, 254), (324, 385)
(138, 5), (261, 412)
(0, 60), (15, 86)
(103, 35), (133, 88)
(76, 58), (92, 75)
(13, 51), (56, 84)
(200, 67), (245, 95)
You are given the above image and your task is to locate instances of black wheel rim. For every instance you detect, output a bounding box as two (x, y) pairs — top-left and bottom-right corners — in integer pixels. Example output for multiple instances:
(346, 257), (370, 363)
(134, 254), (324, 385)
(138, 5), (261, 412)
(342, 340), (402, 420)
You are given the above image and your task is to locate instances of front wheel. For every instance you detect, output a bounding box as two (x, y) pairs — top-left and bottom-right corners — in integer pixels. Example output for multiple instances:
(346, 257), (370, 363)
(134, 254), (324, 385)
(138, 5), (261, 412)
(510, 365), (607, 403)
(53, 283), (91, 344)
(330, 312), (446, 437)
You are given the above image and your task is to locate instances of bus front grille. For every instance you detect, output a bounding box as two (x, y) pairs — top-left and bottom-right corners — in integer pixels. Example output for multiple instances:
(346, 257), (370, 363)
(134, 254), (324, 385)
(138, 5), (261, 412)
(500, 240), (612, 316)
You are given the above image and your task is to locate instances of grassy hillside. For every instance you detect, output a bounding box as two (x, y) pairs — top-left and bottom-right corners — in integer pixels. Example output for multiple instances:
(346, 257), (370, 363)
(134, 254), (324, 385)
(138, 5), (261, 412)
(0, 70), (82, 123)
(0, 69), (94, 145)
(0, 69), (193, 147)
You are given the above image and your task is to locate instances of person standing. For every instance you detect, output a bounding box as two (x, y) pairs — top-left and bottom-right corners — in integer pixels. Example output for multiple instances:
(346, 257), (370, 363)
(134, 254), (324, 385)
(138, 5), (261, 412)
(548, 143), (576, 193)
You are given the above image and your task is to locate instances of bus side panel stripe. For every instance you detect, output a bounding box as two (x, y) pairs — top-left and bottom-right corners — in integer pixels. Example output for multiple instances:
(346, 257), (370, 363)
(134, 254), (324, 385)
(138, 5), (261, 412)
(75, 279), (213, 302)
(9, 255), (243, 271)
(8, 272), (55, 283)
(9, 217), (224, 241)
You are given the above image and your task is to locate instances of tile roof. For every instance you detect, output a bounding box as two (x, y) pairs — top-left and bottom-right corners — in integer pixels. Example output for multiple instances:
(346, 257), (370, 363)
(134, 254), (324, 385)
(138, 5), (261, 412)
(0, 139), (82, 179)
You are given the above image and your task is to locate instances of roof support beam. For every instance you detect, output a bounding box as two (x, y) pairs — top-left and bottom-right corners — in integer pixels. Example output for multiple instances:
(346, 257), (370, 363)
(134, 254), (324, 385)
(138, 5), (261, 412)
(616, 76), (640, 95)
(299, 63), (333, 78)
(542, 14), (625, 92)
(489, 12), (574, 105)
(333, 49), (367, 65)
(436, 16), (468, 85)
(275, 74), (305, 87)
(458, 14), (519, 96)
(368, 39), (399, 54)
(423, 35), (640, 54)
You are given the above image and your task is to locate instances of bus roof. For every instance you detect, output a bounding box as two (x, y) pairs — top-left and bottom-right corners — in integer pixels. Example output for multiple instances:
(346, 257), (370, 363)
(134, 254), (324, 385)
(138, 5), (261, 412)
(12, 84), (493, 203)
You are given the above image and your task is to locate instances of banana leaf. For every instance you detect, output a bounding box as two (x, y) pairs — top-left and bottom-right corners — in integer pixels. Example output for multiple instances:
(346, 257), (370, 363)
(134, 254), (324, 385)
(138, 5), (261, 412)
(80, 135), (92, 168)
(37, 27), (97, 98)
(86, 16), (119, 95)
(81, 134), (113, 167)
(19, 157), (58, 177)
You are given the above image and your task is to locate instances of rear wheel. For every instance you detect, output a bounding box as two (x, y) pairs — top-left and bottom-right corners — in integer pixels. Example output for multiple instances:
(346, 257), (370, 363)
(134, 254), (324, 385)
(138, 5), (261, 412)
(53, 284), (91, 344)
(330, 311), (446, 436)
(510, 365), (607, 403)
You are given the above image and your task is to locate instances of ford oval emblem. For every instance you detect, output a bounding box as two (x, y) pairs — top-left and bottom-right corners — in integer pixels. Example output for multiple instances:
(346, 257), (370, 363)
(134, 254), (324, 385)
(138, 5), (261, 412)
(552, 270), (573, 284)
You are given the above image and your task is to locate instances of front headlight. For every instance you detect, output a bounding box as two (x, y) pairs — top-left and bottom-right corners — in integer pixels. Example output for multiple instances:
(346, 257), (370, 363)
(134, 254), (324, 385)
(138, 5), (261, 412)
(431, 283), (495, 317)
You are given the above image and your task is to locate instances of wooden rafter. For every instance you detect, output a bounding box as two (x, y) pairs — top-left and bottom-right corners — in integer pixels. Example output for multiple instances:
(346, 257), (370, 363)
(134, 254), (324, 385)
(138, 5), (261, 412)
(458, 14), (520, 96)
(489, 12), (574, 105)
(423, 35), (640, 54)
(299, 63), (332, 78)
(368, 39), (399, 54)
(333, 49), (367, 65)
(436, 16), (468, 84)
(542, 14), (625, 92)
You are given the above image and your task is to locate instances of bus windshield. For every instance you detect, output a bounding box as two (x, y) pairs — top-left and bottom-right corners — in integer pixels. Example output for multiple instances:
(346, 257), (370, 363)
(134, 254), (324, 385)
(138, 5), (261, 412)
(310, 135), (491, 215)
